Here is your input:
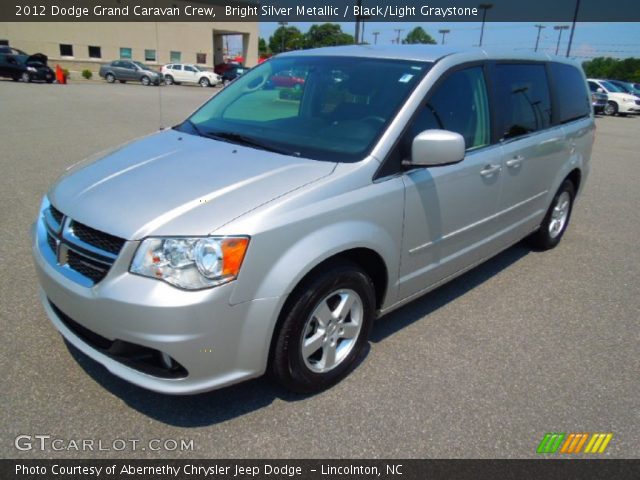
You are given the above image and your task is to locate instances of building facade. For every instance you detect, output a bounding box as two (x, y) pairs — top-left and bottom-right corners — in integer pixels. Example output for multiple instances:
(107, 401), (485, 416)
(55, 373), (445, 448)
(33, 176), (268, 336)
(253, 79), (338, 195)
(0, 21), (258, 74)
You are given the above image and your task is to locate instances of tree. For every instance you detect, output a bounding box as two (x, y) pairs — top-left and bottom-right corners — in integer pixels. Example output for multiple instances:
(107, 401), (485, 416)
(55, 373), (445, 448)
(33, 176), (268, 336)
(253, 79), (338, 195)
(269, 26), (304, 54)
(582, 57), (640, 82)
(402, 27), (436, 45)
(304, 23), (354, 49)
(258, 37), (268, 56)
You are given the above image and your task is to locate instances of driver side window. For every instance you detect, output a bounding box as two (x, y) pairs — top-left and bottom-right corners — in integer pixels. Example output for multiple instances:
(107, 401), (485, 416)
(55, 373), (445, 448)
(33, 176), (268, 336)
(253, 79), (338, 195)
(379, 66), (491, 177)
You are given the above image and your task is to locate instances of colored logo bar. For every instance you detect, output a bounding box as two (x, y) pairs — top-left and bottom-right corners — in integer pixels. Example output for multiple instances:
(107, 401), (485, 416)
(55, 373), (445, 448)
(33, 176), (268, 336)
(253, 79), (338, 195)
(537, 433), (612, 454)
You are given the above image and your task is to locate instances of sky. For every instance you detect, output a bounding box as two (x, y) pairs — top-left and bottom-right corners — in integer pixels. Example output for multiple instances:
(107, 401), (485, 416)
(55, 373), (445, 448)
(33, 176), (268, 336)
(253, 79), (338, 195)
(256, 22), (640, 59)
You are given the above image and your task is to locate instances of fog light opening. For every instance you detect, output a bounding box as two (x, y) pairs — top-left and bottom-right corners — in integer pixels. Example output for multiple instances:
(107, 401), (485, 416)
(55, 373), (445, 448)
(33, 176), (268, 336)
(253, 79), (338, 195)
(160, 352), (173, 369)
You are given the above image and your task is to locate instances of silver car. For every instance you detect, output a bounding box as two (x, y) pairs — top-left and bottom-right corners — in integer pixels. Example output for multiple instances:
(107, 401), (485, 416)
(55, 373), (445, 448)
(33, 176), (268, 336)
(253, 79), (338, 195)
(32, 46), (594, 394)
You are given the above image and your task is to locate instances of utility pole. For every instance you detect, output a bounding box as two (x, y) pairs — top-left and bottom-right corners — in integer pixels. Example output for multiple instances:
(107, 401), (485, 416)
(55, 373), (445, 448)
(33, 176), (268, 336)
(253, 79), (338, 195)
(554, 25), (569, 55)
(439, 29), (450, 45)
(372, 31), (380, 44)
(394, 28), (404, 45)
(478, 3), (493, 47)
(278, 21), (288, 53)
(566, 0), (581, 57)
(534, 24), (545, 52)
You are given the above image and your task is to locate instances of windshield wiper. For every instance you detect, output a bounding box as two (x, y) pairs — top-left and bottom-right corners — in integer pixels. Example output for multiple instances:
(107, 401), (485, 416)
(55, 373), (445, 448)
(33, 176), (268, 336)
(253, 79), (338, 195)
(205, 131), (300, 157)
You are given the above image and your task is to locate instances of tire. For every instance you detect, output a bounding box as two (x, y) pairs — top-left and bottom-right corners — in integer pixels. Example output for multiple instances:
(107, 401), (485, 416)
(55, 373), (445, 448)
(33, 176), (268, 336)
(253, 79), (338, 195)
(271, 261), (375, 393)
(21, 72), (31, 83)
(105, 73), (115, 83)
(199, 77), (211, 87)
(140, 76), (151, 86)
(528, 179), (575, 250)
(604, 101), (618, 116)
(164, 75), (174, 85)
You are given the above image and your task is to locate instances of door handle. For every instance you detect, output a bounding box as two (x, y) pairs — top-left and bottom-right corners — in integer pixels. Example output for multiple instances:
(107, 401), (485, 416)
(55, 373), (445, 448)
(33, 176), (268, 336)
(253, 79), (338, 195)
(506, 155), (524, 168)
(480, 164), (501, 177)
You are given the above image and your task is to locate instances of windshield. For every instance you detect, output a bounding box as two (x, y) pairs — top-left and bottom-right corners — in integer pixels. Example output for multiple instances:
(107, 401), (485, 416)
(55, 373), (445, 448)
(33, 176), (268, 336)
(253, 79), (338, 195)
(601, 81), (623, 93)
(178, 56), (431, 162)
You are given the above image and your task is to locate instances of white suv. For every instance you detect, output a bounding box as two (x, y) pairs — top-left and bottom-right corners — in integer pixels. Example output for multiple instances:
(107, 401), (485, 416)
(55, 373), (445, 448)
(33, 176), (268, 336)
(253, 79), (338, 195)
(588, 78), (640, 116)
(161, 63), (221, 87)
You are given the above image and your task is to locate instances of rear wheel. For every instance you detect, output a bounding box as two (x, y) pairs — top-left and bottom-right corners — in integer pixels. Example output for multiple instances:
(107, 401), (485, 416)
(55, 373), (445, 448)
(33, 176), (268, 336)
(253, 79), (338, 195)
(271, 262), (375, 393)
(164, 75), (174, 85)
(604, 101), (618, 116)
(528, 179), (575, 250)
(105, 73), (115, 83)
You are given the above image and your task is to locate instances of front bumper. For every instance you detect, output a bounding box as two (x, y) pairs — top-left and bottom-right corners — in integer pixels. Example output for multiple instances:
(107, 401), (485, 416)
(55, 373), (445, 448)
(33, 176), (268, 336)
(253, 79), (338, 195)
(32, 219), (281, 394)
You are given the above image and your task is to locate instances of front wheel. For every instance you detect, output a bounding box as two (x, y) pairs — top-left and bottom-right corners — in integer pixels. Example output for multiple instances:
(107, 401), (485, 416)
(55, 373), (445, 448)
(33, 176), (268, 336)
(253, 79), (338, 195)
(271, 262), (375, 393)
(21, 72), (31, 83)
(199, 77), (210, 87)
(528, 179), (575, 250)
(604, 101), (618, 116)
(140, 76), (151, 86)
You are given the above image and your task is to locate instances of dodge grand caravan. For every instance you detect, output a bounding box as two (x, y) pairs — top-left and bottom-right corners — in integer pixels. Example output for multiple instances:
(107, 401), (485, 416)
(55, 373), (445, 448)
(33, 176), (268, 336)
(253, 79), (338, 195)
(32, 46), (594, 394)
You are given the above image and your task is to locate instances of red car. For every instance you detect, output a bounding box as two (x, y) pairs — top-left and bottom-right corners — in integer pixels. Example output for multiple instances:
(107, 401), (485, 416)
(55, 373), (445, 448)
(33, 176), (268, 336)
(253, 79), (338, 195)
(214, 61), (243, 75)
(269, 70), (305, 89)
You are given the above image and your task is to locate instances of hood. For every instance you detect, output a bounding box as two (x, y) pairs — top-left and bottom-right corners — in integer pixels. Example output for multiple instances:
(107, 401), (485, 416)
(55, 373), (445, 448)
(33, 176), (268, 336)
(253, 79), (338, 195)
(27, 53), (48, 66)
(49, 129), (336, 239)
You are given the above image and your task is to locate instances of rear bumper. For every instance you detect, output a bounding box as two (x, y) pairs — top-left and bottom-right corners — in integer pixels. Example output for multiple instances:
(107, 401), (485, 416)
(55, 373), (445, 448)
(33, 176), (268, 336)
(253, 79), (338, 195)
(32, 221), (282, 394)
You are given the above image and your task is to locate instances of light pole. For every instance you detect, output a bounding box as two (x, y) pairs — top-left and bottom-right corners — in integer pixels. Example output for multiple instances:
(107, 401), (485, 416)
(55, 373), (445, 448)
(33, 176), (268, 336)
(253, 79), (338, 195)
(278, 21), (288, 53)
(566, 0), (581, 57)
(534, 24), (545, 52)
(478, 4), (493, 47)
(394, 28), (404, 45)
(554, 25), (569, 55)
(372, 31), (380, 44)
(439, 29), (450, 45)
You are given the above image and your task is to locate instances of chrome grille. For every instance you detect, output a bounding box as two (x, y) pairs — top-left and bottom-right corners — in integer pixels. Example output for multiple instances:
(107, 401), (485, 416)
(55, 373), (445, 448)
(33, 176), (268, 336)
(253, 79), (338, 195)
(41, 201), (125, 286)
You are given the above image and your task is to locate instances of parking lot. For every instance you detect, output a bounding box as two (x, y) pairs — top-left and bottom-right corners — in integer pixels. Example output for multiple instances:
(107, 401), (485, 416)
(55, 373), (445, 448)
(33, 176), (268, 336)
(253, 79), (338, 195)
(1, 80), (638, 459)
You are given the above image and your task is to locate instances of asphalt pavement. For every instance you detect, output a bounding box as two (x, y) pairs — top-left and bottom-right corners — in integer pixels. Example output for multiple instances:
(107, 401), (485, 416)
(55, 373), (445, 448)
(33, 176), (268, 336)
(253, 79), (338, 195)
(0, 80), (638, 459)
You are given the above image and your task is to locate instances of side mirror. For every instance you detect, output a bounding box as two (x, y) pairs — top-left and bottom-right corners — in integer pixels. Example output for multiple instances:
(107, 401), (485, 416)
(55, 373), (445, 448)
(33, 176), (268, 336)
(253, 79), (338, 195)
(597, 87), (605, 93)
(406, 129), (465, 168)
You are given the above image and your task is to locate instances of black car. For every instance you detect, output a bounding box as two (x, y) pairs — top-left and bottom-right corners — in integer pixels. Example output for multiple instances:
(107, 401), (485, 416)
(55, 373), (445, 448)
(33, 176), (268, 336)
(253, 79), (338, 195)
(0, 51), (54, 83)
(221, 64), (247, 86)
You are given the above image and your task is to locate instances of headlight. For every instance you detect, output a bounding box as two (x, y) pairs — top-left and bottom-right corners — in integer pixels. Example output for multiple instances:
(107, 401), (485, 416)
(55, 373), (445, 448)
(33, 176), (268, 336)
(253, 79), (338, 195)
(130, 236), (249, 290)
(623, 97), (635, 103)
(27, 66), (37, 72)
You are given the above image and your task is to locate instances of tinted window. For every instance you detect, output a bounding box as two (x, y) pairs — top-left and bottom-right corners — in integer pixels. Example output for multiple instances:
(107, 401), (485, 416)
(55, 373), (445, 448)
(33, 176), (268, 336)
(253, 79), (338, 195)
(185, 66), (196, 72)
(144, 49), (156, 62)
(588, 81), (599, 92)
(170, 51), (181, 63)
(196, 53), (206, 64)
(494, 64), (552, 140)
(173, 64), (182, 71)
(550, 63), (590, 123)
(408, 67), (490, 152)
(120, 47), (132, 59)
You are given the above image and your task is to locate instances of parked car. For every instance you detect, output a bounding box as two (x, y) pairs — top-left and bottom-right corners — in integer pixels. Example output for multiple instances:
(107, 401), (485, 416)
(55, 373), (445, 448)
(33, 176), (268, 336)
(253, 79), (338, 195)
(587, 79), (640, 116)
(268, 69), (306, 89)
(98, 60), (163, 86)
(220, 64), (247, 86)
(214, 61), (243, 75)
(33, 46), (593, 395)
(588, 83), (608, 114)
(161, 64), (221, 87)
(0, 46), (27, 55)
(0, 51), (54, 83)
(607, 79), (640, 98)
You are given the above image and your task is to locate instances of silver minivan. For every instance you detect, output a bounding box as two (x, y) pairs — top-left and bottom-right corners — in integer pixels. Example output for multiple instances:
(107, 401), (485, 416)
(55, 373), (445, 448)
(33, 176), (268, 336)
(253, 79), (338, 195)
(32, 46), (594, 394)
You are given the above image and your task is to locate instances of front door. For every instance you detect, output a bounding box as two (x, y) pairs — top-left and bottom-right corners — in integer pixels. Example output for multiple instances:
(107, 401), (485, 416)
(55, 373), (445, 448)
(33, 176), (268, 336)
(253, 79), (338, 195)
(398, 65), (504, 299)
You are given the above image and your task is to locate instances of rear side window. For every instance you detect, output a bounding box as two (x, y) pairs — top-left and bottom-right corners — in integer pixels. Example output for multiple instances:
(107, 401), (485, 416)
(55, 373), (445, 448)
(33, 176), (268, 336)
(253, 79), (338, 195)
(493, 64), (552, 140)
(550, 63), (590, 123)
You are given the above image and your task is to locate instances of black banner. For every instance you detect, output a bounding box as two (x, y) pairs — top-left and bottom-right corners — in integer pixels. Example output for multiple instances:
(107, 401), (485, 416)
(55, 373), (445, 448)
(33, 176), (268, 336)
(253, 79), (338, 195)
(2, 0), (640, 22)
(2, 459), (640, 480)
